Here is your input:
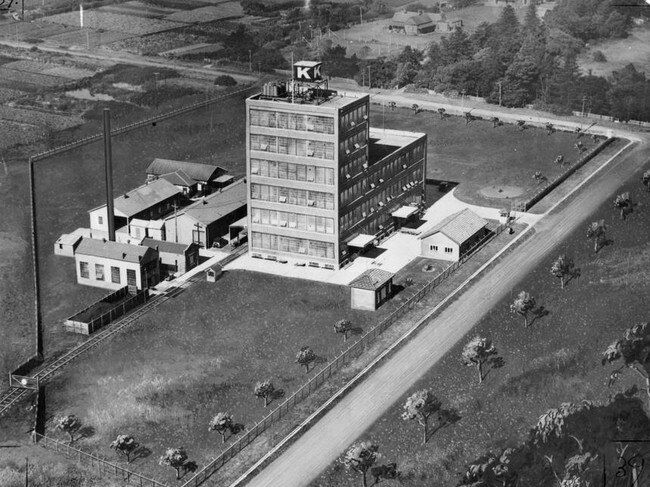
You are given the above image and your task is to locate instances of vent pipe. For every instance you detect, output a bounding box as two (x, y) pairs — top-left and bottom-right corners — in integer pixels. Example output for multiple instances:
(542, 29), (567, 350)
(103, 108), (116, 241)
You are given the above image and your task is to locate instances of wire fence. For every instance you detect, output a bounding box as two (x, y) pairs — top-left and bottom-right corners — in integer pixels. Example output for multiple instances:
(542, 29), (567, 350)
(36, 433), (168, 487)
(180, 223), (508, 487)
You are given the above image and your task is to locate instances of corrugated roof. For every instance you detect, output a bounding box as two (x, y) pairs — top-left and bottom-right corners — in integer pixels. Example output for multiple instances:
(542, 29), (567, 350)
(75, 238), (153, 263)
(419, 209), (487, 244)
(141, 237), (194, 254)
(114, 179), (182, 218)
(146, 159), (225, 183)
(178, 179), (247, 225)
(349, 268), (394, 290)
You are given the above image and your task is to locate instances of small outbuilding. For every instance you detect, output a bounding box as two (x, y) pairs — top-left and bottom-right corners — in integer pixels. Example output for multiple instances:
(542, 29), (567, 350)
(54, 233), (82, 257)
(141, 238), (200, 276)
(349, 268), (395, 311)
(419, 208), (488, 262)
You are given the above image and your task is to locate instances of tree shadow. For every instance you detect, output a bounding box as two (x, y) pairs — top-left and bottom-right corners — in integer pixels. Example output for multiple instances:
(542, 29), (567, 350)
(350, 326), (364, 337)
(427, 407), (462, 442)
(564, 267), (582, 288)
(529, 305), (551, 327)
(482, 356), (506, 381)
(370, 463), (397, 486)
(314, 355), (328, 365)
(269, 389), (285, 407)
(132, 445), (152, 462)
(180, 460), (198, 479)
(77, 425), (95, 441)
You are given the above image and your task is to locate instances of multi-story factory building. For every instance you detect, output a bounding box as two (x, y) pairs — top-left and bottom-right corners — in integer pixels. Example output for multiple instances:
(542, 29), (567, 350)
(246, 61), (427, 269)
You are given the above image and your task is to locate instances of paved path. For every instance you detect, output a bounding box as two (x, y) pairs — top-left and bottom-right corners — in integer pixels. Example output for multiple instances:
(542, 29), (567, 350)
(237, 135), (648, 487)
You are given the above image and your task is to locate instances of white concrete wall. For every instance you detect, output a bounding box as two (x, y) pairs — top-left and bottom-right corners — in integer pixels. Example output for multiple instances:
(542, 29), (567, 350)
(351, 288), (376, 311)
(420, 233), (459, 262)
(89, 207), (109, 232)
(74, 254), (143, 290)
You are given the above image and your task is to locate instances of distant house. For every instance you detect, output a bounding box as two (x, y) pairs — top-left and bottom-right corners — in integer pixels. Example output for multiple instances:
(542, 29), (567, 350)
(164, 179), (247, 248)
(74, 238), (160, 291)
(145, 158), (229, 196)
(389, 11), (443, 35)
(349, 268), (395, 311)
(141, 238), (200, 275)
(88, 179), (186, 236)
(419, 209), (488, 262)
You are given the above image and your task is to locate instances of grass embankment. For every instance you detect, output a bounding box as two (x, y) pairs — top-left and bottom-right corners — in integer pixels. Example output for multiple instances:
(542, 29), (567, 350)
(315, 172), (650, 486)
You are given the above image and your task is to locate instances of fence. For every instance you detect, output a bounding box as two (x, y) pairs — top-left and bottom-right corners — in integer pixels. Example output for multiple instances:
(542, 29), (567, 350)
(36, 433), (168, 487)
(180, 223), (508, 487)
(524, 137), (615, 211)
(572, 111), (650, 128)
(64, 288), (149, 335)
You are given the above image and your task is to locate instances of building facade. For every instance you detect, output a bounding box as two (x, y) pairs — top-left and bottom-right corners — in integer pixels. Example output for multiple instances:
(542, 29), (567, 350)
(419, 209), (488, 262)
(246, 70), (426, 268)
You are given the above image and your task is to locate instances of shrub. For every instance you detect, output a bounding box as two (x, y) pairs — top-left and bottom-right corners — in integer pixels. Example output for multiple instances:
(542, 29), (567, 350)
(593, 50), (607, 62)
(214, 75), (237, 86)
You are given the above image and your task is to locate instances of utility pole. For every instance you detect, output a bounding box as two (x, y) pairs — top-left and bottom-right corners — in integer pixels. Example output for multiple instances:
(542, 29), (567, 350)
(367, 66), (371, 90)
(173, 201), (179, 243)
(28, 157), (42, 361)
(497, 80), (502, 106)
(248, 50), (252, 72)
(581, 95), (587, 117)
(359, 5), (363, 24)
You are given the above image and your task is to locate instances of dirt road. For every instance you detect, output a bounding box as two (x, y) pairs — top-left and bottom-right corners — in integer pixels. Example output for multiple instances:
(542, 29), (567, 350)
(239, 138), (649, 487)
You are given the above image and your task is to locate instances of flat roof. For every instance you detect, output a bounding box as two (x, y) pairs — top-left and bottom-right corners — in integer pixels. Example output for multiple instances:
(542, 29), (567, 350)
(214, 174), (235, 183)
(141, 237), (192, 254)
(75, 238), (152, 264)
(349, 268), (394, 290)
(369, 127), (426, 146)
(177, 179), (247, 225)
(347, 233), (376, 248)
(392, 206), (419, 219)
(55, 233), (82, 246)
(248, 91), (367, 110)
(229, 216), (248, 228)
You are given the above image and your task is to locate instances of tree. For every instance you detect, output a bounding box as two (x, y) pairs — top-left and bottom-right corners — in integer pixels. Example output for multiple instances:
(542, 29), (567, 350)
(401, 389), (442, 444)
(208, 412), (234, 443)
(643, 170), (650, 192)
(341, 441), (380, 487)
(613, 192), (632, 220)
(462, 336), (498, 384)
(550, 254), (578, 289)
(411, 104), (419, 114)
(334, 319), (353, 342)
(56, 415), (81, 444)
(510, 291), (536, 327)
(603, 322), (650, 409)
(159, 447), (188, 480)
(110, 435), (139, 463)
(254, 380), (275, 407)
(295, 346), (316, 372)
(533, 401), (594, 452)
(214, 75), (237, 86)
(586, 220), (607, 253)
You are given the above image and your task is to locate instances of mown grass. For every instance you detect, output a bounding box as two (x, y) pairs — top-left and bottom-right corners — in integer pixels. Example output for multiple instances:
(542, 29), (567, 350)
(314, 169), (650, 486)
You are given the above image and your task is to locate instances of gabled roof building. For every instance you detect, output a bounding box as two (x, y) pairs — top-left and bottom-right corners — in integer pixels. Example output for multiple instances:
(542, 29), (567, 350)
(419, 208), (488, 262)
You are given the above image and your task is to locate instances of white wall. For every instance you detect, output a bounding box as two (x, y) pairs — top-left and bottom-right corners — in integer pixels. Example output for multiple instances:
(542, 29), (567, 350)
(74, 254), (143, 291)
(351, 288), (377, 311)
(89, 207), (109, 232)
(420, 233), (459, 262)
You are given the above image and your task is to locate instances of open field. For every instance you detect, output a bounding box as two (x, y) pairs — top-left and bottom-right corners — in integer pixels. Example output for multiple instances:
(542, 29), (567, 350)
(373, 104), (603, 207)
(578, 26), (650, 78)
(43, 270), (398, 482)
(314, 167), (650, 486)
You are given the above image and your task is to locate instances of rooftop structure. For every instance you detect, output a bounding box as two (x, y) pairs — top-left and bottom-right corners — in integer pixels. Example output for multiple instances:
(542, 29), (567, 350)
(182, 179), (247, 225)
(146, 158), (226, 183)
(348, 268), (395, 290)
(419, 208), (487, 243)
(75, 237), (152, 263)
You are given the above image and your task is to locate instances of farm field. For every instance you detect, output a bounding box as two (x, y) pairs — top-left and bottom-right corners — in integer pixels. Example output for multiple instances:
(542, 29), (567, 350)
(314, 168), (650, 486)
(578, 26), (650, 78)
(43, 270), (402, 483)
(42, 10), (186, 36)
(374, 105), (601, 208)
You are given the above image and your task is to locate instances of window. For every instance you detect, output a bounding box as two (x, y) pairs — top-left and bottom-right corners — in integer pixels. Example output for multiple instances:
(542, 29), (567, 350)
(430, 245), (438, 251)
(79, 261), (89, 279)
(126, 269), (137, 288)
(445, 247), (453, 253)
(98, 216), (103, 225)
(95, 264), (105, 281)
(111, 266), (120, 284)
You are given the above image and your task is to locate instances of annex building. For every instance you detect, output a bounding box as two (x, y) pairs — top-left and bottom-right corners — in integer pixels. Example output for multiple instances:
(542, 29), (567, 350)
(246, 61), (427, 269)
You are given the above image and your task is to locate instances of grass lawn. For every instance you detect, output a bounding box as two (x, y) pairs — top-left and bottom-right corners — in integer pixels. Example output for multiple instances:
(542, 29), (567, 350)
(578, 26), (650, 79)
(313, 168), (650, 486)
(373, 104), (598, 207)
(44, 270), (400, 483)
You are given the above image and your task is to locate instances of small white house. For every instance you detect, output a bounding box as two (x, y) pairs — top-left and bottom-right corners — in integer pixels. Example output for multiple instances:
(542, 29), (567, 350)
(349, 268), (395, 311)
(54, 233), (82, 257)
(74, 238), (160, 291)
(419, 209), (488, 262)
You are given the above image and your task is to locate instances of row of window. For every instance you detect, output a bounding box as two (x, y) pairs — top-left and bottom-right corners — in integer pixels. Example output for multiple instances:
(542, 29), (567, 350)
(340, 166), (424, 209)
(250, 183), (335, 210)
(430, 245), (453, 253)
(339, 131), (368, 159)
(251, 208), (335, 234)
(340, 152), (368, 180)
(251, 231), (335, 259)
(250, 134), (335, 160)
(340, 105), (368, 131)
(79, 262), (125, 284)
(250, 109), (335, 134)
(340, 168), (423, 232)
(250, 159), (335, 185)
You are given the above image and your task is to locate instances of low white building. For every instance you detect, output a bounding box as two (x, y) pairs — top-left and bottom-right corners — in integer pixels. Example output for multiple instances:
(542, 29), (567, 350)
(349, 268), (394, 311)
(54, 233), (82, 257)
(74, 238), (160, 291)
(419, 209), (488, 262)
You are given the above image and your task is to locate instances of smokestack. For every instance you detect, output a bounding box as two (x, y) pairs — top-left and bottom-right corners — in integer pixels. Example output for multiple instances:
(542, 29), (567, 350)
(103, 109), (116, 241)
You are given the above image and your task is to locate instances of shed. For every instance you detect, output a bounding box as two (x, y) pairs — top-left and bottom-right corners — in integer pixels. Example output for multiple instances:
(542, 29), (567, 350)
(141, 237), (200, 275)
(349, 268), (395, 311)
(146, 158), (227, 196)
(54, 233), (82, 257)
(419, 208), (488, 262)
(389, 12), (440, 35)
(206, 265), (223, 283)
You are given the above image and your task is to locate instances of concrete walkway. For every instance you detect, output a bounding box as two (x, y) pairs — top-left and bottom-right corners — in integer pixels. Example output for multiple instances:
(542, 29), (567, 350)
(150, 248), (231, 293)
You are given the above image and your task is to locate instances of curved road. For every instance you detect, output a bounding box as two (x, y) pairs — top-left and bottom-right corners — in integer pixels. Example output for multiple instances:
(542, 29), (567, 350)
(238, 136), (649, 487)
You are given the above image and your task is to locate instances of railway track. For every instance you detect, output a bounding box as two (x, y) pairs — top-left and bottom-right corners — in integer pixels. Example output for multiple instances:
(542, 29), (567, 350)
(0, 246), (247, 419)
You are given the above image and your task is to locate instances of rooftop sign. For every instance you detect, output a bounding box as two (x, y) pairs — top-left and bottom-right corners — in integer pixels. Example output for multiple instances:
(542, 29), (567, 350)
(293, 61), (322, 82)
